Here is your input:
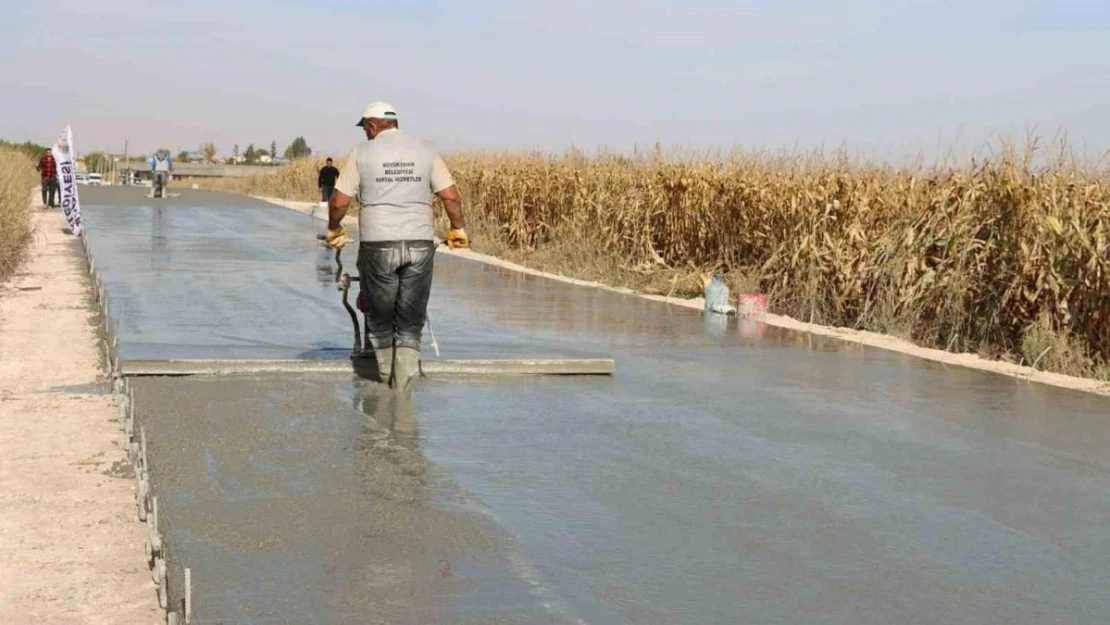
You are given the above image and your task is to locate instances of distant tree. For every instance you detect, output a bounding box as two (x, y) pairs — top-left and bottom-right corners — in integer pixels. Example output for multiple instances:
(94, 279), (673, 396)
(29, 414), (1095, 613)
(202, 142), (217, 163)
(244, 144), (257, 163)
(283, 136), (312, 160)
(0, 139), (50, 160)
(176, 151), (190, 163)
(271, 140), (277, 158)
(83, 151), (111, 173)
(233, 144), (239, 158)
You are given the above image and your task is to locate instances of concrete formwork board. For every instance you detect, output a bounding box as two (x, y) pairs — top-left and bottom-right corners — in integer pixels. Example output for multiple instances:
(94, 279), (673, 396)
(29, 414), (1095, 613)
(119, 358), (616, 378)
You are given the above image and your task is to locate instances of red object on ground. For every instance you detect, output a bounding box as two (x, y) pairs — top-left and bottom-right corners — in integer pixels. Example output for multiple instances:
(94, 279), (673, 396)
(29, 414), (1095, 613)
(738, 294), (768, 319)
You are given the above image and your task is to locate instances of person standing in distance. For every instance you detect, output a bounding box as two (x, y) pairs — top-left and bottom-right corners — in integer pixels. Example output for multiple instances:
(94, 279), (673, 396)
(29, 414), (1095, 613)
(326, 101), (469, 390)
(150, 150), (173, 198)
(317, 157), (340, 204)
(36, 149), (59, 208)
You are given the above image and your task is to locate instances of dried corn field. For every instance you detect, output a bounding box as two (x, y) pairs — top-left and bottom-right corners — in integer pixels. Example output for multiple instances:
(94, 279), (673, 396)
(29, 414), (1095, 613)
(188, 159), (326, 202)
(0, 147), (36, 283)
(198, 148), (1110, 379)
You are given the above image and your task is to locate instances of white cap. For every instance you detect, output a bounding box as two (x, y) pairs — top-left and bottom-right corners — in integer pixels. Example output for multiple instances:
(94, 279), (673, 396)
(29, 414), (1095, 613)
(355, 100), (398, 126)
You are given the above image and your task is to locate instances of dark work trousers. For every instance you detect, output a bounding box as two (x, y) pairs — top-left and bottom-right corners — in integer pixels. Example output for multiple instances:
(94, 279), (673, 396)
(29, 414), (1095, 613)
(153, 172), (170, 198)
(41, 178), (59, 207)
(357, 240), (435, 351)
(320, 186), (335, 203)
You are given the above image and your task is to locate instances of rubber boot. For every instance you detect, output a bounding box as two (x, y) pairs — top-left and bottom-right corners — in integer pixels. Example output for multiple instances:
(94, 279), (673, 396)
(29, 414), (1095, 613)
(374, 347), (393, 385)
(391, 347), (421, 391)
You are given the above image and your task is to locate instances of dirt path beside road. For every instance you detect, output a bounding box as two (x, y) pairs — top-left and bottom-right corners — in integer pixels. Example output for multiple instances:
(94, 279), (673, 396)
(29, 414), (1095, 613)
(0, 206), (161, 625)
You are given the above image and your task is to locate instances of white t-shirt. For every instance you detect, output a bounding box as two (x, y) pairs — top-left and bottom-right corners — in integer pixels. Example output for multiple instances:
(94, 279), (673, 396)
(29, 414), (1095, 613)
(335, 129), (455, 242)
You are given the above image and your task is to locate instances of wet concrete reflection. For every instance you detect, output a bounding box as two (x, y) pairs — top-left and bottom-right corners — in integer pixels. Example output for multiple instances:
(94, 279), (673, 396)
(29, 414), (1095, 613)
(353, 384), (421, 454)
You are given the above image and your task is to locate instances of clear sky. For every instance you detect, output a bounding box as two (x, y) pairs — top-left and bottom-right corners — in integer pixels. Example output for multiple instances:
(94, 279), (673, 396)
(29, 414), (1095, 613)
(3, 0), (1109, 162)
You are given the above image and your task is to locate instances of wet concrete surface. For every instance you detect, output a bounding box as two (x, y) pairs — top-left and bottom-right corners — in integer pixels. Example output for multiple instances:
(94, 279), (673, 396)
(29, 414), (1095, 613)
(81, 187), (356, 361)
(135, 375), (573, 625)
(84, 187), (1110, 624)
(80, 186), (600, 363)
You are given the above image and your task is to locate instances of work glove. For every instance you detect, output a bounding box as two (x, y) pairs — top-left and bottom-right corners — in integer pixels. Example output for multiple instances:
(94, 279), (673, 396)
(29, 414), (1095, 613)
(446, 228), (469, 250)
(326, 227), (350, 250)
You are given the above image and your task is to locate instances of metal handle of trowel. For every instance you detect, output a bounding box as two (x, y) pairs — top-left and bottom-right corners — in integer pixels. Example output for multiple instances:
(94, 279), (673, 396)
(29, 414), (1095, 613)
(334, 247), (363, 353)
(333, 245), (361, 281)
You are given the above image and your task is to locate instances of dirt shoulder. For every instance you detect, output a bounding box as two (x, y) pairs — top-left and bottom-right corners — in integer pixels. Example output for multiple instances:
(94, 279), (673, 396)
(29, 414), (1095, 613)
(0, 205), (161, 624)
(271, 195), (1110, 398)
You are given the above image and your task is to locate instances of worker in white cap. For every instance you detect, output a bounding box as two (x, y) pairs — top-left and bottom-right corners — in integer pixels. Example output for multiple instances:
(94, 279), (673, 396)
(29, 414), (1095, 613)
(326, 100), (469, 390)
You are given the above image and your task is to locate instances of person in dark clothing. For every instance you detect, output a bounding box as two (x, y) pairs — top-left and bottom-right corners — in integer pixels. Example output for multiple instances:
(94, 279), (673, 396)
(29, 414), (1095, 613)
(36, 150), (59, 208)
(318, 158), (340, 203)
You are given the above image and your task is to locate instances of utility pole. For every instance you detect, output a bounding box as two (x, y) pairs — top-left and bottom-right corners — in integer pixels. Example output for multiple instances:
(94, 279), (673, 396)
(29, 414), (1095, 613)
(123, 140), (129, 185)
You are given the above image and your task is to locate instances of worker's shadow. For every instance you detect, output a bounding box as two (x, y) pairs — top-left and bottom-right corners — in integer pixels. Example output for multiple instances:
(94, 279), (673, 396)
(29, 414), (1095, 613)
(315, 262), (335, 285)
(351, 355), (385, 382)
(315, 246), (338, 285)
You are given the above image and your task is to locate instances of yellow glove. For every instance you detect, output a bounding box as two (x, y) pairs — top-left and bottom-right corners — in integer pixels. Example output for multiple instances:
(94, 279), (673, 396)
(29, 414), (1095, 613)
(325, 227), (350, 250)
(446, 228), (469, 250)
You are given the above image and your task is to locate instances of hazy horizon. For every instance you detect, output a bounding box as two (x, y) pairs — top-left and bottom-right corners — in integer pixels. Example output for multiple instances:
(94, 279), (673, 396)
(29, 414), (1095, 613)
(4, 1), (1110, 163)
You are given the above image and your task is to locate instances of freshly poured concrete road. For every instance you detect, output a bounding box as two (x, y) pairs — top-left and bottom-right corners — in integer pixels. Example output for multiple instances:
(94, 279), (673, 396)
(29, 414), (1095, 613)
(82, 187), (1110, 624)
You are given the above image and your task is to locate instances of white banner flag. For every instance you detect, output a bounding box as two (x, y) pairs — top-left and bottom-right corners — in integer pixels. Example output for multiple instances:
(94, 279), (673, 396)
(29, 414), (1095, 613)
(51, 125), (82, 236)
